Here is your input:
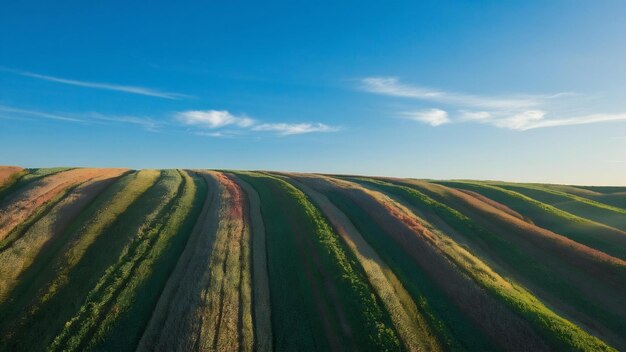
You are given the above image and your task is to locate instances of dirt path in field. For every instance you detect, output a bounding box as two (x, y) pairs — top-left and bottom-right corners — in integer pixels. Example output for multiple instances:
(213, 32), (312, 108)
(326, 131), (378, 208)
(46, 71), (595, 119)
(0, 169), (126, 303)
(229, 173), (272, 352)
(320, 175), (550, 351)
(0, 168), (126, 241)
(0, 167), (24, 188)
(287, 173), (441, 352)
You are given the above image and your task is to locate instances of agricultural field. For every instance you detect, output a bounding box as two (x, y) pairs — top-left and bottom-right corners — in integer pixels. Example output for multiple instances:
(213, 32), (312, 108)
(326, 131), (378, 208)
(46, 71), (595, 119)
(0, 166), (624, 351)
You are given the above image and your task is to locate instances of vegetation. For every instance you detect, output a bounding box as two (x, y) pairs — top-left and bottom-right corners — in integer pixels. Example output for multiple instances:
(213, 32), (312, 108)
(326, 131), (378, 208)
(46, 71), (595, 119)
(352, 177), (622, 350)
(138, 171), (252, 351)
(493, 182), (626, 231)
(230, 173), (273, 352)
(0, 166), (622, 351)
(235, 171), (401, 351)
(0, 167), (71, 202)
(435, 180), (626, 261)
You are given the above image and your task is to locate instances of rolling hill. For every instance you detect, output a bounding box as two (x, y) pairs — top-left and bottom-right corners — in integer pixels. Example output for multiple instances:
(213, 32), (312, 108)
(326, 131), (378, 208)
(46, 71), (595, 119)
(0, 166), (624, 351)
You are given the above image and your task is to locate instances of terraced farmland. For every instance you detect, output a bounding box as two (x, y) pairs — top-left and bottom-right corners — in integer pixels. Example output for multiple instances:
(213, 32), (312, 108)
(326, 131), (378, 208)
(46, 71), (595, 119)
(0, 166), (624, 351)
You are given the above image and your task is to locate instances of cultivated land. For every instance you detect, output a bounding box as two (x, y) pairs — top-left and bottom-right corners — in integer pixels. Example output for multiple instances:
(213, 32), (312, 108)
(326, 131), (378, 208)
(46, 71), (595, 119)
(0, 167), (624, 351)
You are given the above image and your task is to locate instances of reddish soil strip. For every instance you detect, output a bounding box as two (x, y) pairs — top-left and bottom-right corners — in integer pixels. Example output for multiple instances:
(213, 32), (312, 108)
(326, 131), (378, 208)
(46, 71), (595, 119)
(456, 188), (529, 221)
(213, 171), (246, 351)
(138, 171), (252, 352)
(0, 168), (127, 241)
(229, 173), (272, 352)
(0, 166), (24, 187)
(386, 180), (626, 348)
(0, 169), (126, 302)
(407, 181), (626, 290)
(399, 180), (626, 331)
(286, 173), (441, 352)
(322, 176), (549, 351)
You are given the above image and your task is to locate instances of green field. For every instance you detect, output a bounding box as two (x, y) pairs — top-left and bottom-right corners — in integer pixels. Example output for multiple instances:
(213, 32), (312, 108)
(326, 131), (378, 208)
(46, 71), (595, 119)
(0, 166), (624, 351)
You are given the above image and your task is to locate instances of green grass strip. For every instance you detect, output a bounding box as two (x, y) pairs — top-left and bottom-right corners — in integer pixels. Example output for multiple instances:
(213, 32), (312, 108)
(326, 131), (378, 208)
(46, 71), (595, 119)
(0, 170), (161, 351)
(89, 170), (206, 351)
(434, 180), (626, 260)
(491, 182), (626, 231)
(235, 172), (401, 351)
(323, 188), (490, 351)
(47, 169), (189, 351)
(353, 177), (615, 352)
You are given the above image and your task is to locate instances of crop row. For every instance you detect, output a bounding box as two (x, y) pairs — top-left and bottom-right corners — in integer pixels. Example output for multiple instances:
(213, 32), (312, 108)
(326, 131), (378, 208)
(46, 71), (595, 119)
(0, 167), (622, 351)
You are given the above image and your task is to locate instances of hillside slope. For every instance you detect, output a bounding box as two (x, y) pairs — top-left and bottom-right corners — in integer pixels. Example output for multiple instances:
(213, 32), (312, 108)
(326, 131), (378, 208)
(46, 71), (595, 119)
(0, 167), (623, 351)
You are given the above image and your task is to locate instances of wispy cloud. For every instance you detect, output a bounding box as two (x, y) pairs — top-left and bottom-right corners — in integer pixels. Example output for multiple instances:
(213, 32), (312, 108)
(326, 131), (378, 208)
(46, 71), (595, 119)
(176, 109), (339, 136)
(3, 68), (190, 100)
(0, 105), (84, 122)
(89, 113), (164, 131)
(361, 77), (564, 110)
(0, 105), (162, 131)
(402, 109), (450, 126)
(360, 76), (626, 131)
(518, 113), (626, 130)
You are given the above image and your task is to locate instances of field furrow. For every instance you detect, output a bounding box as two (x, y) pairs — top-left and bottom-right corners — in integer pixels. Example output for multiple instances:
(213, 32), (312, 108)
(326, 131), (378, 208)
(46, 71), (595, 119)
(334, 175), (613, 351)
(0, 168), (123, 241)
(284, 173), (442, 352)
(230, 173), (273, 352)
(235, 172), (401, 351)
(363, 177), (626, 349)
(0, 169), (126, 303)
(436, 181), (626, 261)
(46, 169), (202, 351)
(494, 182), (626, 232)
(4, 169), (179, 351)
(0, 169), (160, 351)
(138, 171), (252, 351)
(0, 166), (621, 351)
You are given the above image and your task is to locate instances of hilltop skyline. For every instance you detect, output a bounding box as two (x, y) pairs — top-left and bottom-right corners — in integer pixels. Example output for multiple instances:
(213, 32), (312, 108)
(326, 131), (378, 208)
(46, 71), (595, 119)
(1, 1), (626, 185)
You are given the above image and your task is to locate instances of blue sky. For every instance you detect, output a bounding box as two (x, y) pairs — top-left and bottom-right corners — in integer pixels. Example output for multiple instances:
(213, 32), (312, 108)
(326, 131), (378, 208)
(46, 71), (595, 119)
(1, 1), (625, 185)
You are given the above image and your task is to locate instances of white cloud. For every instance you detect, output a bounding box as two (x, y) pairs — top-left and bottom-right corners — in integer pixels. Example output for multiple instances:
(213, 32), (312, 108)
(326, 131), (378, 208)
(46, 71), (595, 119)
(252, 122), (338, 135)
(176, 110), (255, 129)
(361, 76), (626, 131)
(402, 109), (450, 126)
(176, 109), (339, 136)
(4, 68), (189, 100)
(493, 110), (546, 130)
